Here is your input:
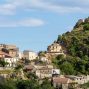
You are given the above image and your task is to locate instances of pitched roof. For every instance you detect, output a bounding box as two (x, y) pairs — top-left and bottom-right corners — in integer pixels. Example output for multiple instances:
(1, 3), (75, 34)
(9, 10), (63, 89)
(53, 77), (70, 84)
(24, 65), (34, 69)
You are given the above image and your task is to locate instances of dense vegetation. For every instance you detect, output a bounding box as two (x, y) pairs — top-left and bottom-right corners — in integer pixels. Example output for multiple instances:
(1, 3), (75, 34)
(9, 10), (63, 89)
(53, 17), (89, 75)
(81, 82), (89, 89)
(0, 58), (54, 89)
(0, 78), (54, 89)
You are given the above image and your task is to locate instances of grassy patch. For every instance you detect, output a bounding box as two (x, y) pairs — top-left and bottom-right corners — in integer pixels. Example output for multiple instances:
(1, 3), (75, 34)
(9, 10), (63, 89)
(0, 69), (12, 74)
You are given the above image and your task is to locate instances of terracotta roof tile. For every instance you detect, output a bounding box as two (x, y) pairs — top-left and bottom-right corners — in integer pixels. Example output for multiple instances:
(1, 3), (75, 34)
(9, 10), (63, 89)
(53, 77), (69, 84)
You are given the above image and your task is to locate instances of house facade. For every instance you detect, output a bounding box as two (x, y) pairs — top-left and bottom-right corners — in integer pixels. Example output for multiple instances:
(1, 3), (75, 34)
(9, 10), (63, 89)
(23, 50), (38, 60)
(47, 41), (64, 55)
(35, 64), (60, 79)
(36, 67), (52, 79)
(66, 75), (89, 84)
(52, 76), (72, 89)
(0, 44), (19, 58)
(4, 57), (18, 67)
(0, 51), (18, 67)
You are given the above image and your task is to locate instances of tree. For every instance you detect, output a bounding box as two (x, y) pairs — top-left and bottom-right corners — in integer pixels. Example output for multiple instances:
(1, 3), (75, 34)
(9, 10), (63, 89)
(81, 81), (89, 88)
(83, 23), (89, 30)
(38, 51), (46, 57)
(0, 80), (16, 89)
(60, 61), (75, 75)
(17, 80), (40, 89)
(41, 78), (54, 89)
(24, 58), (30, 65)
(0, 59), (9, 68)
(14, 64), (24, 79)
(15, 64), (23, 71)
(26, 72), (38, 80)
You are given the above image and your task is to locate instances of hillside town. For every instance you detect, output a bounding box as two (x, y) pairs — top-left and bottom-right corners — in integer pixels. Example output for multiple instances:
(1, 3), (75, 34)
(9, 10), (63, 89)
(0, 41), (89, 89)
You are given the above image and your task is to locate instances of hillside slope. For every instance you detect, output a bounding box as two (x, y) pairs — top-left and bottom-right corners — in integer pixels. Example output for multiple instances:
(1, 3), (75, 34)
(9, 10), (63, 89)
(53, 17), (89, 75)
(57, 17), (89, 58)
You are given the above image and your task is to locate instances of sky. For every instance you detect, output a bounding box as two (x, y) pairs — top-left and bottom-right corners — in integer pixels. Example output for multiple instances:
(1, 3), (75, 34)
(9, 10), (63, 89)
(0, 0), (89, 52)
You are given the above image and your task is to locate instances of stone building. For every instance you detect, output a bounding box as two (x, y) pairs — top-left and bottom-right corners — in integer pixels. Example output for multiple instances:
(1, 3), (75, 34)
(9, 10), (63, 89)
(36, 67), (52, 79)
(0, 51), (18, 67)
(35, 64), (60, 79)
(0, 44), (19, 58)
(66, 75), (89, 85)
(52, 76), (72, 89)
(47, 41), (64, 55)
(23, 50), (38, 60)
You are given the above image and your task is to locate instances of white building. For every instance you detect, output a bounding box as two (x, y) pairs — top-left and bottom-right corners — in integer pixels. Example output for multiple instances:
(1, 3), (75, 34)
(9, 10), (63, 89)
(0, 51), (18, 67)
(34, 64), (60, 79)
(23, 50), (38, 61)
(18, 52), (23, 59)
(66, 75), (89, 84)
(52, 69), (60, 75)
(4, 57), (18, 67)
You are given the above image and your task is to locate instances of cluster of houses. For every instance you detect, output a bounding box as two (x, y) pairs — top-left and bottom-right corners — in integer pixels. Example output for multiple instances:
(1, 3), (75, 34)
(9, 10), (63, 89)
(0, 41), (64, 67)
(0, 43), (89, 89)
(0, 44), (38, 67)
(23, 61), (89, 89)
(52, 75), (89, 89)
(0, 44), (19, 67)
